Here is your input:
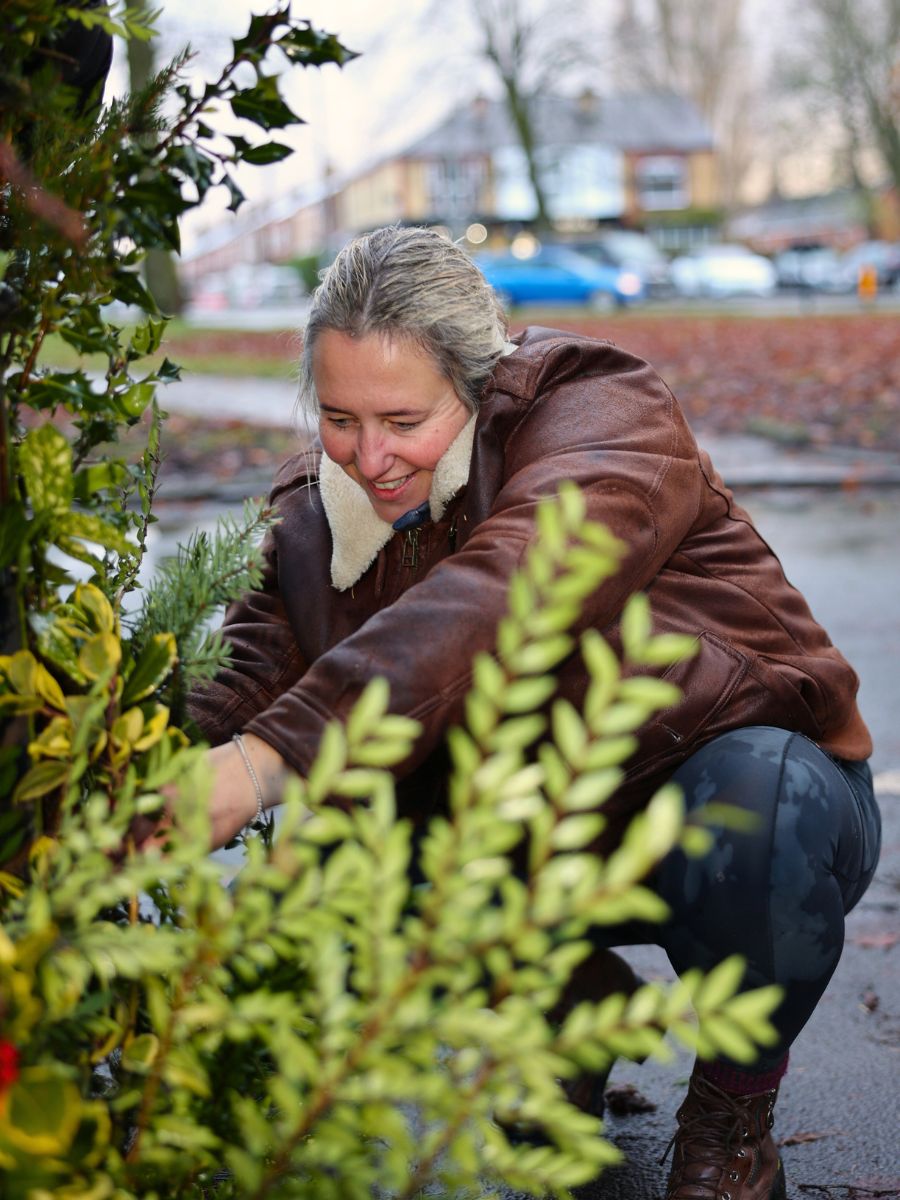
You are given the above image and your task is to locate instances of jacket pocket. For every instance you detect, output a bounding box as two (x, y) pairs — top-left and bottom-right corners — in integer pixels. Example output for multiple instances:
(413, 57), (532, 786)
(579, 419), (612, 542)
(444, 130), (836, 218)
(625, 630), (750, 776)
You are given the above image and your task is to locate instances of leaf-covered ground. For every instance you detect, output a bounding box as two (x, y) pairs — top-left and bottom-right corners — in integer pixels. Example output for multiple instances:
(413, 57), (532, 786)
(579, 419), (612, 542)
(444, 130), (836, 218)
(151, 312), (899, 481)
(552, 313), (900, 452)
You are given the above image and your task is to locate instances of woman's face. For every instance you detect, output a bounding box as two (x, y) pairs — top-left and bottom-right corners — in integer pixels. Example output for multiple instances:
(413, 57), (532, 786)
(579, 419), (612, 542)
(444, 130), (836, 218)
(313, 329), (471, 523)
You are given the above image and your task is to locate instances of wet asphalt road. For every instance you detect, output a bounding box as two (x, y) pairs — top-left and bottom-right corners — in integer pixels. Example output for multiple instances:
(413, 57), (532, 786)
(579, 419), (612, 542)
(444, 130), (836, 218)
(150, 393), (900, 1199)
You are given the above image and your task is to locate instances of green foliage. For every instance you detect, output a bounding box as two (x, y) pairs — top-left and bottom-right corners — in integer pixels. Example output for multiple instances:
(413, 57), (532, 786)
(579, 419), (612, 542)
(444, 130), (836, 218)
(132, 499), (281, 724)
(0, 0), (356, 619)
(0, 484), (781, 1198)
(643, 206), (724, 231)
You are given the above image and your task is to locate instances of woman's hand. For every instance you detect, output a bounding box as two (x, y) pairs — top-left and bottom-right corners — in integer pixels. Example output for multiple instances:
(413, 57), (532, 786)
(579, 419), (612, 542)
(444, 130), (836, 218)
(131, 733), (293, 854)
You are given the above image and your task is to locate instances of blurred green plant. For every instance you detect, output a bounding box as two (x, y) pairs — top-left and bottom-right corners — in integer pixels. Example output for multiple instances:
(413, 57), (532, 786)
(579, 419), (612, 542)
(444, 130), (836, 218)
(289, 252), (326, 294)
(1, 480), (781, 1198)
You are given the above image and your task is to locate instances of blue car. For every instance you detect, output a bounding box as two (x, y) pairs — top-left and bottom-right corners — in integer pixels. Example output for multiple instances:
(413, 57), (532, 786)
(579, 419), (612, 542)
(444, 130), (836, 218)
(473, 244), (644, 309)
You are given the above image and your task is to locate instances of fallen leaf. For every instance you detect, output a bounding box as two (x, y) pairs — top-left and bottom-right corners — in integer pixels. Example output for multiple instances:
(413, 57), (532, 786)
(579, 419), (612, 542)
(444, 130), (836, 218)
(797, 1184), (900, 1197)
(778, 1129), (839, 1147)
(603, 1082), (658, 1115)
(849, 932), (899, 950)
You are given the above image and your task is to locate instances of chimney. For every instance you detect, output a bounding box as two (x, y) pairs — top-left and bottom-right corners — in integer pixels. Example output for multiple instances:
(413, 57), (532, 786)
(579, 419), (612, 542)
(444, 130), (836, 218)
(577, 87), (599, 117)
(471, 93), (490, 121)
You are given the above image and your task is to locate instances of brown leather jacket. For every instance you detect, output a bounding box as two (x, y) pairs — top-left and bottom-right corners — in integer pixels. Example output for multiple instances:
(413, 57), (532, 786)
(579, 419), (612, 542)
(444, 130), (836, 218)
(189, 327), (871, 838)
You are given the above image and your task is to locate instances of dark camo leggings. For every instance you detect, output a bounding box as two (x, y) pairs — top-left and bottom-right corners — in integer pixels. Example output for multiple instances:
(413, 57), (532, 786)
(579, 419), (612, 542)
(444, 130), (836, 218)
(596, 726), (882, 1071)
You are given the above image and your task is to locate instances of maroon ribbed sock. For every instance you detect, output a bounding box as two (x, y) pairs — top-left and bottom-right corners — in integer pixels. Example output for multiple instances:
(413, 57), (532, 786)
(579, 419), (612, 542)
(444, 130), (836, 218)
(697, 1053), (789, 1096)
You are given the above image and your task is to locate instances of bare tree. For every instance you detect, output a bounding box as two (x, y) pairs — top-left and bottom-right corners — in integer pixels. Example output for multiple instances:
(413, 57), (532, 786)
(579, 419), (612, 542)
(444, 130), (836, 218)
(424, 0), (600, 229)
(614, 0), (744, 121)
(777, 0), (900, 197)
(472, 0), (564, 225)
(612, 0), (753, 207)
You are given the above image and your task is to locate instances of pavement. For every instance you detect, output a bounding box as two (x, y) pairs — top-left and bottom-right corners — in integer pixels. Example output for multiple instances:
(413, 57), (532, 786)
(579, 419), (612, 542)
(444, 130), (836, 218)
(154, 373), (900, 1200)
(157, 373), (305, 430)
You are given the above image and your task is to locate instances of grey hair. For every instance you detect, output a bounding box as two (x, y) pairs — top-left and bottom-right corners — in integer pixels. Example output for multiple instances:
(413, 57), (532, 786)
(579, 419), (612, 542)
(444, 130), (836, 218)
(298, 225), (509, 415)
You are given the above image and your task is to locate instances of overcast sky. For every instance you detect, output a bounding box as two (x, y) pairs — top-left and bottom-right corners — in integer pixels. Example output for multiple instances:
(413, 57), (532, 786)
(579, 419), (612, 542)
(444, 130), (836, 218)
(112, 0), (475, 228)
(113, 0), (795, 247)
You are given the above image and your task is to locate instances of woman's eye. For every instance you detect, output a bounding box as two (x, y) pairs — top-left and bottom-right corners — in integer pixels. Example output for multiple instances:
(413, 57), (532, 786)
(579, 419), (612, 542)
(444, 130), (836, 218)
(392, 421), (420, 432)
(325, 416), (353, 429)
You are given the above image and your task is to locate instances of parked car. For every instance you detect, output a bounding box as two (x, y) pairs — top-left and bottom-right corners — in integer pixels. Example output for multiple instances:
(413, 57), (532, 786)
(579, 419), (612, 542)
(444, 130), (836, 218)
(773, 245), (844, 292)
(473, 244), (644, 309)
(188, 264), (306, 312)
(834, 241), (900, 291)
(670, 243), (777, 298)
(188, 272), (230, 311)
(570, 230), (672, 295)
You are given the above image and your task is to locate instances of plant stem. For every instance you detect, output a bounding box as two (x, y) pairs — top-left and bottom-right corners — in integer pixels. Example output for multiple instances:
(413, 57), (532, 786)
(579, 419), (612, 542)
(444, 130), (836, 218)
(18, 315), (49, 389)
(252, 949), (431, 1199)
(0, 359), (14, 510)
(124, 965), (196, 1167)
(395, 1059), (495, 1200)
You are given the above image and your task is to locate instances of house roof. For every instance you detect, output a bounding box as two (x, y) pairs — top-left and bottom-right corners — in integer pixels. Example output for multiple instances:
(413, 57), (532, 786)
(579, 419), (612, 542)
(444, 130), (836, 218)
(404, 91), (714, 159)
(181, 180), (332, 263)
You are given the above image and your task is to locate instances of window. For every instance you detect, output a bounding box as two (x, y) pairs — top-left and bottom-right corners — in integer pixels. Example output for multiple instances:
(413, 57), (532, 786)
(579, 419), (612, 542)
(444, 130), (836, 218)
(635, 156), (688, 211)
(426, 157), (487, 218)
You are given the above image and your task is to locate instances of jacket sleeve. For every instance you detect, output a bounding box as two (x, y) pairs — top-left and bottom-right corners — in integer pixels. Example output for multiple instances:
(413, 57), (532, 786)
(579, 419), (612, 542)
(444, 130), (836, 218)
(244, 340), (705, 783)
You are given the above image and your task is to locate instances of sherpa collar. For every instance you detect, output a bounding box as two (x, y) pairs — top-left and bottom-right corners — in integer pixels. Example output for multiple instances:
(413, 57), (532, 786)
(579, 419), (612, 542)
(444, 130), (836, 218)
(318, 413), (477, 591)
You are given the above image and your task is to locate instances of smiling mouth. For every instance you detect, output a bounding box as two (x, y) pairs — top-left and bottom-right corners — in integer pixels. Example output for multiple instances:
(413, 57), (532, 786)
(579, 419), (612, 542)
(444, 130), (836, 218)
(371, 473), (414, 492)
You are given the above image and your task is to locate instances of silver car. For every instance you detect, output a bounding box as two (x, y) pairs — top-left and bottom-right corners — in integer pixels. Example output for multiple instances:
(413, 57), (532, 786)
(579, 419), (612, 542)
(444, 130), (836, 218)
(670, 243), (777, 298)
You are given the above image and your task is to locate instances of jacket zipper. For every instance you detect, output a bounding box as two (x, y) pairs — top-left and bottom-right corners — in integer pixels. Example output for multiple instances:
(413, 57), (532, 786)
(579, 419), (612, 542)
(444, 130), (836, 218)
(402, 527), (420, 569)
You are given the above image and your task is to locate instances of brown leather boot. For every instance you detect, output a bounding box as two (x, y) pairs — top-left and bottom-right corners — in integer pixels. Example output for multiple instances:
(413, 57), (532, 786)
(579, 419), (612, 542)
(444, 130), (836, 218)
(503, 949), (644, 1142)
(663, 1070), (786, 1200)
(553, 948), (645, 1119)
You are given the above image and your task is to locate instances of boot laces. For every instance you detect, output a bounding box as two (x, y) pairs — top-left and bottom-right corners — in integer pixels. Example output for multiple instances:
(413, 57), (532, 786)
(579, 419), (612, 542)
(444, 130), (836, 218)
(659, 1078), (751, 1169)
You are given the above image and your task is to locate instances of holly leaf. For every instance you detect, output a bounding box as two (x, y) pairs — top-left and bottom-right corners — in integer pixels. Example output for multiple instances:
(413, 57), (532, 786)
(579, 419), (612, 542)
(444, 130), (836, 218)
(121, 633), (177, 706)
(232, 9), (289, 61)
(277, 24), (359, 67)
(230, 77), (298, 131)
(239, 141), (294, 165)
(18, 426), (73, 512)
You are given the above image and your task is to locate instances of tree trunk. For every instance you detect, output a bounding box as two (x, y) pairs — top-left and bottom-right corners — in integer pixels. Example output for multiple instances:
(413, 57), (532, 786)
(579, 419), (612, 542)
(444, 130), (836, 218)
(127, 7), (183, 315)
(474, 0), (558, 232)
(504, 82), (552, 229)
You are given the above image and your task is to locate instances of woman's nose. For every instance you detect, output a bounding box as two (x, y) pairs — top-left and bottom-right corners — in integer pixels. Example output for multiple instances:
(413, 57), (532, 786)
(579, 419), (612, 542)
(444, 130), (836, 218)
(356, 428), (394, 478)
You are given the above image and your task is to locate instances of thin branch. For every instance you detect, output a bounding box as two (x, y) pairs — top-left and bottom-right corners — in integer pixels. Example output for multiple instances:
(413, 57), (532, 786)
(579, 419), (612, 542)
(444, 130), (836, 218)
(0, 142), (87, 247)
(252, 948), (432, 1199)
(395, 1060), (495, 1200)
(17, 315), (51, 390)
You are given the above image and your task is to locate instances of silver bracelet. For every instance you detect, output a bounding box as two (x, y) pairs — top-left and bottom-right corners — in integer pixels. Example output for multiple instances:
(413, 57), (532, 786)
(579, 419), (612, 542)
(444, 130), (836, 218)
(232, 733), (265, 828)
